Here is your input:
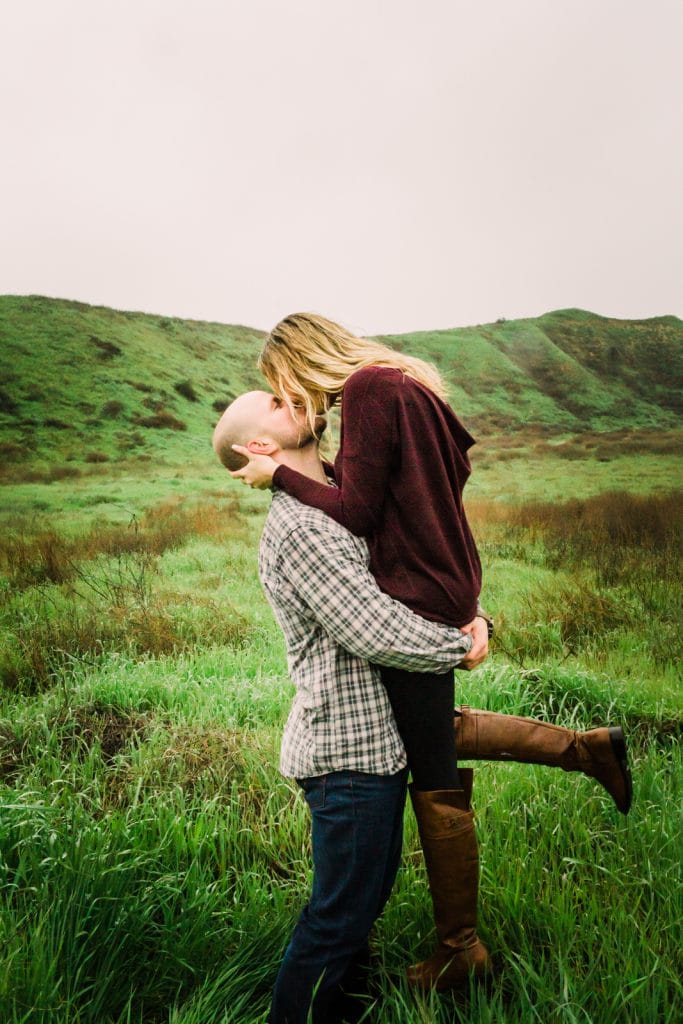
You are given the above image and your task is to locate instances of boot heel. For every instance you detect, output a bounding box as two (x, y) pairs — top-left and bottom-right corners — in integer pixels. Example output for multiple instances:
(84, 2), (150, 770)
(608, 726), (633, 813)
(608, 726), (626, 761)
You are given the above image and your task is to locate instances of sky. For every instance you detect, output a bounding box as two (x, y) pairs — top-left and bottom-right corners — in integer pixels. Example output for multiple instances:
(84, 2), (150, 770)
(1, 0), (681, 336)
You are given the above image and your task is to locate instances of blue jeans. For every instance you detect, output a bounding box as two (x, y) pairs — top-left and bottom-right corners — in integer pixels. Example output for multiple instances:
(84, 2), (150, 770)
(269, 767), (409, 1024)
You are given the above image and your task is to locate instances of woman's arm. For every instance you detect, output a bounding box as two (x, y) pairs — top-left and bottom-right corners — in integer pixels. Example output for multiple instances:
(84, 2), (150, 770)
(274, 367), (400, 535)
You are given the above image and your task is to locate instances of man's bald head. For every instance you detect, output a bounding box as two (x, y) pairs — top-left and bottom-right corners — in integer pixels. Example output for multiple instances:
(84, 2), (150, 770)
(212, 389), (325, 472)
(212, 391), (271, 470)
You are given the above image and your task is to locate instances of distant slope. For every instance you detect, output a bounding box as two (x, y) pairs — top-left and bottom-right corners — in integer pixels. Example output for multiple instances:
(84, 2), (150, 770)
(384, 308), (682, 434)
(0, 296), (681, 468)
(0, 295), (267, 467)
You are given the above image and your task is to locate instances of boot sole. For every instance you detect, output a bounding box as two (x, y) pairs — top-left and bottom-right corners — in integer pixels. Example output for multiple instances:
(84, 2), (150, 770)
(608, 726), (633, 815)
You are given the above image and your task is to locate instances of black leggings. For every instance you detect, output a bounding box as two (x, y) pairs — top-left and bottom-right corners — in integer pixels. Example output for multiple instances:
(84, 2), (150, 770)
(380, 666), (461, 791)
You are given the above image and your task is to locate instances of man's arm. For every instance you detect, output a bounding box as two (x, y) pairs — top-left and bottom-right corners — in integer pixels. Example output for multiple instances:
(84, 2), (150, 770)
(278, 522), (473, 672)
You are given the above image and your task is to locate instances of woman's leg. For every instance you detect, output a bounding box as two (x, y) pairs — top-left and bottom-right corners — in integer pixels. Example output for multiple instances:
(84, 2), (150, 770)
(380, 666), (460, 791)
(379, 666), (491, 990)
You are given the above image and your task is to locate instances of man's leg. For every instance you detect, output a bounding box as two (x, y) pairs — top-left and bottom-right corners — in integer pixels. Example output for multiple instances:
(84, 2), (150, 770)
(269, 767), (408, 1024)
(331, 760), (410, 1019)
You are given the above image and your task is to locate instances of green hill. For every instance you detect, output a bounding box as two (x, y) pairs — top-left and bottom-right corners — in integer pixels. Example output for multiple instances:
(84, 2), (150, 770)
(0, 295), (681, 473)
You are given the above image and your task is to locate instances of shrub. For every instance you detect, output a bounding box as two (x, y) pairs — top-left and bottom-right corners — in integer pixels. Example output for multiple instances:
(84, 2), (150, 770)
(84, 452), (110, 463)
(100, 400), (124, 418)
(0, 441), (30, 463)
(174, 380), (199, 402)
(116, 431), (146, 451)
(90, 336), (122, 359)
(134, 410), (187, 431)
(0, 388), (18, 414)
(49, 702), (151, 764)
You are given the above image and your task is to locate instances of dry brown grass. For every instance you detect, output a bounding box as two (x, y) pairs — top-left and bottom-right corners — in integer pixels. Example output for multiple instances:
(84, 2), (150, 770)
(507, 490), (681, 577)
(0, 497), (244, 589)
(0, 496), (250, 690)
(99, 724), (249, 809)
(0, 585), (251, 692)
(0, 721), (27, 781)
(1, 528), (77, 586)
(50, 701), (151, 764)
(470, 490), (682, 667)
(469, 490), (681, 560)
(0, 463), (86, 484)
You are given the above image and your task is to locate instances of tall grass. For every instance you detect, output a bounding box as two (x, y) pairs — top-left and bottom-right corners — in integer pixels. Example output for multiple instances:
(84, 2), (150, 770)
(0, 499), (251, 691)
(468, 490), (682, 684)
(0, 490), (680, 1022)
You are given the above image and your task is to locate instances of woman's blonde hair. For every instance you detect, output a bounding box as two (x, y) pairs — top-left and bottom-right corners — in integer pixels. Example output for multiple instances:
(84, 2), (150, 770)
(258, 312), (448, 435)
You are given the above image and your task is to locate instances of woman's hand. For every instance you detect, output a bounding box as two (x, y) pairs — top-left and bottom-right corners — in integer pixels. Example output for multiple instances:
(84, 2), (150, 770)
(229, 446), (278, 489)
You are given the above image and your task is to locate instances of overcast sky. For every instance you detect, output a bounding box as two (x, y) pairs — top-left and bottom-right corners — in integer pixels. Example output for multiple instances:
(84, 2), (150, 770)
(1, 0), (681, 336)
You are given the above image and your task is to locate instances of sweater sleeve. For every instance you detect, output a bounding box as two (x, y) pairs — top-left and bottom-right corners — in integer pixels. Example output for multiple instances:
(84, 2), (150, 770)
(272, 367), (399, 536)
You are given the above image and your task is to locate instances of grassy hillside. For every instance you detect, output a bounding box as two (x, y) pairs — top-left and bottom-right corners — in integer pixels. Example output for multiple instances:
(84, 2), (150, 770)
(0, 296), (681, 477)
(0, 296), (680, 1022)
(0, 295), (267, 471)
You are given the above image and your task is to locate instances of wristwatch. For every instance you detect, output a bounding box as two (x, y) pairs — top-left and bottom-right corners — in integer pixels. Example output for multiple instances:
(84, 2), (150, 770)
(476, 605), (495, 639)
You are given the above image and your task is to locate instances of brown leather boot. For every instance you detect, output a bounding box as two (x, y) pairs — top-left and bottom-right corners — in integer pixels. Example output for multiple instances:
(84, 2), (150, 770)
(407, 769), (492, 991)
(454, 706), (632, 814)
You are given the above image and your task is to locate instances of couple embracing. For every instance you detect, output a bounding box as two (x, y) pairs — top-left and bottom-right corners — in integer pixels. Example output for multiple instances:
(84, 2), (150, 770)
(212, 313), (631, 1024)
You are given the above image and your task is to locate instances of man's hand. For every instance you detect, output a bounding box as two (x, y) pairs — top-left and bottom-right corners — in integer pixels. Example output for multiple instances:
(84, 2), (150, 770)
(458, 615), (489, 670)
(229, 446), (278, 489)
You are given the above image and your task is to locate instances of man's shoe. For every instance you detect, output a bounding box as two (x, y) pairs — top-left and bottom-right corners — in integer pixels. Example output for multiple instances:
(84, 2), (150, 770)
(454, 707), (633, 814)
(407, 770), (493, 991)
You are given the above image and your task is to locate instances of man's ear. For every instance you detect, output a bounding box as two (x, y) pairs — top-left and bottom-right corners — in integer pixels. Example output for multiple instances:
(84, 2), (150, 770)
(247, 438), (278, 456)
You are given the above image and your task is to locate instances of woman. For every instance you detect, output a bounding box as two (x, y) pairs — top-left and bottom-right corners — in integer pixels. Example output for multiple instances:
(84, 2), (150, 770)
(231, 312), (493, 991)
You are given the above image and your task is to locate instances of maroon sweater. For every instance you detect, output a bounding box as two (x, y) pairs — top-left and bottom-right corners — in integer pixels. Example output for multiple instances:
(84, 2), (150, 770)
(272, 365), (482, 627)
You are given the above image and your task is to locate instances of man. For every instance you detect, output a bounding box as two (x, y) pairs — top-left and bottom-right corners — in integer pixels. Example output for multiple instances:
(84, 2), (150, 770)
(212, 392), (631, 1023)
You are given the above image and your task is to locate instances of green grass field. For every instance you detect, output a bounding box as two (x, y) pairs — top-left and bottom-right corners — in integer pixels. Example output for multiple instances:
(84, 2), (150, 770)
(1, 476), (680, 1023)
(0, 298), (681, 1022)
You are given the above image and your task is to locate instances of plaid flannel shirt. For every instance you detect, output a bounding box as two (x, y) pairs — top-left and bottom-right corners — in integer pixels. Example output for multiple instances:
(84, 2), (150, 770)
(259, 489), (474, 779)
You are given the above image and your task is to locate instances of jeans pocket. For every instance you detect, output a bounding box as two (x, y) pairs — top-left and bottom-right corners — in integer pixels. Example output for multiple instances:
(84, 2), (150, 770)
(300, 775), (326, 810)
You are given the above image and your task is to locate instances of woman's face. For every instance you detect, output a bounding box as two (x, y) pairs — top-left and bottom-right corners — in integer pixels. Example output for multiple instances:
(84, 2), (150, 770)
(266, 393), (327, 446)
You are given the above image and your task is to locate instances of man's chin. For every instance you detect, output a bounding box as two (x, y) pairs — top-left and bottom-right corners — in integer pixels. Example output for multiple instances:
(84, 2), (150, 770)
(292, 418), (327, 452)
